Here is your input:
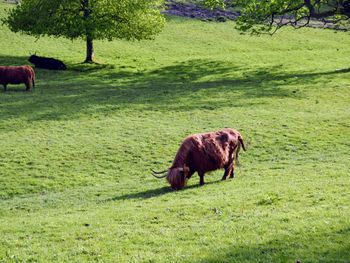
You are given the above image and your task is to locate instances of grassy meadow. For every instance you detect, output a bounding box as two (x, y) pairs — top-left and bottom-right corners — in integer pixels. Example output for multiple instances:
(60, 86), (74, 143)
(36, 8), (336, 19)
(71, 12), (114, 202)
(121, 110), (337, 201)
(0, 2), (350, 262)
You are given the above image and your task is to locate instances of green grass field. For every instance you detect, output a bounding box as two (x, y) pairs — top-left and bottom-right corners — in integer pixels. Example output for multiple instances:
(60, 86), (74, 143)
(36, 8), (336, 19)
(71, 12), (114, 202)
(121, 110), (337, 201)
(1, 2), (350, 262)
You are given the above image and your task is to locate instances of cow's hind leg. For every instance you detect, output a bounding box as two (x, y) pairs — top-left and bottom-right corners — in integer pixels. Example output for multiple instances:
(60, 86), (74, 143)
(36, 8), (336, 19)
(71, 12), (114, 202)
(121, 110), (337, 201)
(3, 84), (7, 92)
(221, 166), (230, 181)
(198, 172), (205, 186)
(229, 169), (235, 179)
(25, 81), (32, 92)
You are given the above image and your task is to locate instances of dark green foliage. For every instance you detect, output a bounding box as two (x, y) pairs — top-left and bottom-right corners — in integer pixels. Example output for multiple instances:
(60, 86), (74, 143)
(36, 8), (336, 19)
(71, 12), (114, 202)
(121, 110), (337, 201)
(4, 0), (165, 61)
(235, 0), (350, 34)
(202, 0), (350, 33)
(5, 0), (165, 40)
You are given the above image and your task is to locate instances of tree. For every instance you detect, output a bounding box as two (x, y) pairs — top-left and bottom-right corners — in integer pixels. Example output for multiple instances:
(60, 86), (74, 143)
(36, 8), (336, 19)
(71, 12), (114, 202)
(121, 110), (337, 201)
(5, 0), (165, 63)
(203, 0), (350, 34)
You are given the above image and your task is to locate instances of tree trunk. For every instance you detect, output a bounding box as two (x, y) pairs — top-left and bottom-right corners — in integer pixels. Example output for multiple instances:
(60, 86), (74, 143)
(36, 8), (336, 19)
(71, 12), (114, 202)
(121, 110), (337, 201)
(82, 0), (95, 63)
(84, 35), (94, 63)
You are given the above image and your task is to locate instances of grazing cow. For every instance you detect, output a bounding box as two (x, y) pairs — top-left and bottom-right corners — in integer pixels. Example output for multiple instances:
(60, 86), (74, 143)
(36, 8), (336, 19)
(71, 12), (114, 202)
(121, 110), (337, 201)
(28, 55), (67, 70)
(152, 128), (246, 190)
(0, 65), (35, 92)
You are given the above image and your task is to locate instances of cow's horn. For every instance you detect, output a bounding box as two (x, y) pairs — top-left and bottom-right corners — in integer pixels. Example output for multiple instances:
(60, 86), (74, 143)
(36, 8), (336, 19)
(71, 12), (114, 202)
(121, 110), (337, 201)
(152, 173), (167, 178)
(151, 169), (168, 178)
(151, 169), (168, 174)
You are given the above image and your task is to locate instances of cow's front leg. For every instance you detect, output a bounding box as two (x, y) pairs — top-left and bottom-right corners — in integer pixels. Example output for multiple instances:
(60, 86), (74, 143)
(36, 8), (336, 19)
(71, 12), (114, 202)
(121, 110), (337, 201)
(198, 172), (205, 186)
(229, 163), (235, 179)
(186, 169), (195, 179)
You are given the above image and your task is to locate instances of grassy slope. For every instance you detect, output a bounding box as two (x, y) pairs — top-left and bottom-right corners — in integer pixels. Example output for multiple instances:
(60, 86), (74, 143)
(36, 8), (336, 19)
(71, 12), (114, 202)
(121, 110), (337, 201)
(0, 3), (350, 262)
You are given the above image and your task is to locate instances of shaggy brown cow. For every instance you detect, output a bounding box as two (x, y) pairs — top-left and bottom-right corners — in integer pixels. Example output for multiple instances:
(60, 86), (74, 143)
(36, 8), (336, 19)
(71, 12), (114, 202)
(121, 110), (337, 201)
(152, 128), (246, 190)
(0, 65), (35, 92)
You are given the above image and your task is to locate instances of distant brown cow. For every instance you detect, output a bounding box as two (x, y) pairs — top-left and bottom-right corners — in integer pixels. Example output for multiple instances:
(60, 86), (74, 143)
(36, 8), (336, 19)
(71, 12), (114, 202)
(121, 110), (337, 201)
(0, 66), (35, 92)
(152, 128), (246, 190)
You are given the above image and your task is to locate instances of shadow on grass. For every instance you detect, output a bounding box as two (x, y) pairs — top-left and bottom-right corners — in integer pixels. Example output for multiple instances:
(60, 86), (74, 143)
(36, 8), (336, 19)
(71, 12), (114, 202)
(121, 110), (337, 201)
(198, 226), (350, 263)
(0, 55), (30, 66)
(1, 55), (350, 122)
(105, 180), (222, 201)
(0, 88), (29, 93)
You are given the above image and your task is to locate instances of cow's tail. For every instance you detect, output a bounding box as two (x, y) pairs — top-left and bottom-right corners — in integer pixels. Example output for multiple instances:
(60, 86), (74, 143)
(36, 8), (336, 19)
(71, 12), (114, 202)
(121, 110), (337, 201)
(25, 66), (35, 90)
(32, 68), (36, 88)
(234, 135), (246, 166)
(238, 135), (246, 151)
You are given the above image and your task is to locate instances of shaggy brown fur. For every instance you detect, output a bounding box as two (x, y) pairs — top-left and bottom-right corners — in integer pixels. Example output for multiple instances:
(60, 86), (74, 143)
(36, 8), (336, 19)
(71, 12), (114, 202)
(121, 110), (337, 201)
(154, 128), (246, 190)
(0, 65), (35, 91)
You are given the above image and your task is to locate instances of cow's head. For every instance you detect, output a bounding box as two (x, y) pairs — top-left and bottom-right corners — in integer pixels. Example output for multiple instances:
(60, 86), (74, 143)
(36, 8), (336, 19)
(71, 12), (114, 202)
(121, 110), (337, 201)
(152, 165), (190, 190)
(28, 55), (38, 64)
(166, 166), (189, 190)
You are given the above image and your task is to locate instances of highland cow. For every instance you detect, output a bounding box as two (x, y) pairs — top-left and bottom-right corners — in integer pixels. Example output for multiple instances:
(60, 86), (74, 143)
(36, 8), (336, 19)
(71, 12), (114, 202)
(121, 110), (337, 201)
(152, 128), (246, 190)
(28, 55), (67, 70)
(0, 65), (35, 91)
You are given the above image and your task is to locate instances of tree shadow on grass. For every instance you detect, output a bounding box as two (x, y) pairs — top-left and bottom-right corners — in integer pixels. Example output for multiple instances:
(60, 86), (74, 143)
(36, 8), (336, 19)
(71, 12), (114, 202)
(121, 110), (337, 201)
(0, 55), (30, 66)
(1, 55), (350, 122)
(105, 180), (222, 201)
(0, 88), (29, 93)
(199, 226), (350, 263)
